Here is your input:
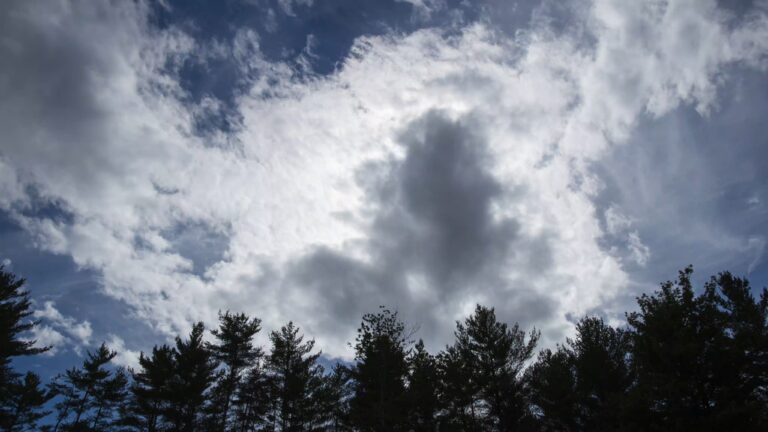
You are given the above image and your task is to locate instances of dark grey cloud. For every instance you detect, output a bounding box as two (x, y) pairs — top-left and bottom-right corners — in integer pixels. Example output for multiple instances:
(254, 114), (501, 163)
(372, 112), (522, 290)
(0, 2), (114, 185)
(284, 111), (556, 348)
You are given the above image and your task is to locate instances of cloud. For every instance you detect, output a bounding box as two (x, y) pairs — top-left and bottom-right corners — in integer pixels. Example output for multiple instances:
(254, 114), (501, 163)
(28, 325), (66, 356)
(106, 334), (142, 369)
(31, 301), (93, 354)
(1, 0), (768, 358)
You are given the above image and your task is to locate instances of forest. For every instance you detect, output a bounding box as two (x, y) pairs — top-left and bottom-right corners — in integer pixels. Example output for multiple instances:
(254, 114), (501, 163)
(1, 266), (767, 431)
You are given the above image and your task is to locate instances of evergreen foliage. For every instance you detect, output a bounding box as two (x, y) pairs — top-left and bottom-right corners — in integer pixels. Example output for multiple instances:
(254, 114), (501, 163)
(265, 322), (325, 431)
(49, 343), (128, 432)
(0, 267), (51, 431)
(205, 312), (263, 431)
(1, 266), (766, 431)
(348, 307), (410, 431)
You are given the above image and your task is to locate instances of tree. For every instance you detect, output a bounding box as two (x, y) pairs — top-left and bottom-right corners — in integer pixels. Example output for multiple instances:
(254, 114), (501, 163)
(712, 271), (768, 427)
(528, 317), (631, 431)
(265, 322), (325, 431)
(232, 364), (270, 432)
(627, 267), (768, 431)
(165, 322), (217, 432)
(527, 347), (579, 432)
(405, 340), (439, 432)
(437, 344), (479, 431)
(1, 372), (52, 432)
(50, 343), (128, 432)
(348, 307), (410, 431)
(317, 364), (353, 431)
(445, 305), (539, 431)
(123, 344), (176, 431)
(205, 312), (262, 431)
(0, 267), (51, 432)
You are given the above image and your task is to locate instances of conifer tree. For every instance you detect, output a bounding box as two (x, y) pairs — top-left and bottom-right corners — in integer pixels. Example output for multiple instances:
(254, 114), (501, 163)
(627, 267), (768, 431)
(446, 305), (539, 431)
(528, 317), (630, 431)
(527, 347), (578, 432)
(50, 343), (128, 432)
(318, 364), (353, 431)
(123, 344), (176, 431)
(405, 339), (439, 432)
(205, 312), (262, 431)
(232, 364), (270, 432)
(0, 268), (51, 431)
(165, 322), (216, 432)
(348, 307), (410, 432)
(1, 372), (52, 432)
(436, 345), (479, 431)
(570, 317), (631, 429)
(265, 322), (325, 431)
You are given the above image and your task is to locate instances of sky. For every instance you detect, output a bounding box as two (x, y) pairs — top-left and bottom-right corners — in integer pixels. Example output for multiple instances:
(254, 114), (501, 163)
(2, 0), (768, 375)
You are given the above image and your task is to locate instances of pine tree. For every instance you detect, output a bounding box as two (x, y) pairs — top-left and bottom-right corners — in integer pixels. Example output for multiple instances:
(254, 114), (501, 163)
(123, 344), (176, 431)
(711, 271), (768, 427)
(627, 267), (768, 431)
(205, 312), (262, 431)
(1, 372), (53, 432)
(165, 322), (216, 432)
(570, 317), (631, 430)
(405, 340), (439, 432)
(437, 345), (479, 431)
(0, 267), (52, 432)
(232, 365), (270, 432)
(265, 322), (325, 431)
(528, 317), (631, 431)
(348, 307), (410, 432)
(49, 343), (128, 432)
(446, 305), (539, 431)
(527, 347), (579, 432)
(317, 364), (353, 431)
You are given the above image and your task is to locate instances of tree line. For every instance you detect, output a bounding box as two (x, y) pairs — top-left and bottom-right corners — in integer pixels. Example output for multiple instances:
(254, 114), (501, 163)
(1, 266), (767, 431)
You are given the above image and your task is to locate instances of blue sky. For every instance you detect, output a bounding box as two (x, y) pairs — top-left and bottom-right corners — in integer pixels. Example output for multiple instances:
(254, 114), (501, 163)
(2, 0), (768, 376)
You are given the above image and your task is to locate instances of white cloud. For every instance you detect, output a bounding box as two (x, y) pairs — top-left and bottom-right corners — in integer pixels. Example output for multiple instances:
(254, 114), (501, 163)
(276, 0), (314, 16)
(28, 325), (66, 356)
(1, 0), (768, 357)
(106, 334), (142, 369)
(33, 301), (92, 353)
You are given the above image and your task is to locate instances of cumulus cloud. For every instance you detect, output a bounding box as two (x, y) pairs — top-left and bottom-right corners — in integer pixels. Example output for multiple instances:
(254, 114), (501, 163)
(28, 325), (67, 356)
(2, 0), (768, 358)
(106, 334), (142, 369)
(32, 301), (93, 354)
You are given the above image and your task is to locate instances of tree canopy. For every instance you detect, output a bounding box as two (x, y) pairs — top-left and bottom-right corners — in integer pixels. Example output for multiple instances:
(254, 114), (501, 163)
(1, 266), (766, 431)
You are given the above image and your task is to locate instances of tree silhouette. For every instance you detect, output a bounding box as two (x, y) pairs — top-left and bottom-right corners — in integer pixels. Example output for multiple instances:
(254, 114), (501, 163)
(265, 321), (325, 431)
(232, 363), (270, 432)
(317, 364), (353, 431)
(165, 322), (216, 432)
(49, 343), (128, 432)
(123, 344), (176, 431)
(0, 266), (765, 431)
(527, 347), (579, 432)
(349, 307), (410, 431)
(1, 372), (52, 432)
(0, 267), (50, 431)
(445, 305), (539, 431)
(528, 317), (631, 431)
(205, 312), (262, 431)
(405, 339), (439, 432)
(627, 267), (768, 431)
